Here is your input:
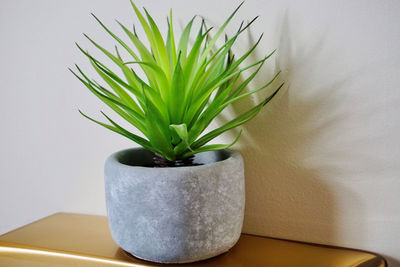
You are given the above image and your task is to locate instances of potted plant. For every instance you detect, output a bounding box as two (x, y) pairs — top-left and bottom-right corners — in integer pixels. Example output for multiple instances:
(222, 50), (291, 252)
(70, 0), (282, 263)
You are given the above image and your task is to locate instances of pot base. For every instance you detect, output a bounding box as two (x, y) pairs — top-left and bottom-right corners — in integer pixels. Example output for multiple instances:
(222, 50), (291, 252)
(123, 245), (234, 264)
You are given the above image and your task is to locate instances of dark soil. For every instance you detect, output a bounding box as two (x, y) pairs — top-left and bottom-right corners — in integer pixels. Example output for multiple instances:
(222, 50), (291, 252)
(152, 154), (200, 167)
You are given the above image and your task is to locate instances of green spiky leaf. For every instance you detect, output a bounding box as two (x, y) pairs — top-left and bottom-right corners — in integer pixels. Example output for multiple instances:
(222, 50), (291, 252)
(71, 1), (282, 162)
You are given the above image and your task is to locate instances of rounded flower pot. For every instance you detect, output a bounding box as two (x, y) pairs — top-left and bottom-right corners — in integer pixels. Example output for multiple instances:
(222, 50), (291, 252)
(104, 147), (245, 263)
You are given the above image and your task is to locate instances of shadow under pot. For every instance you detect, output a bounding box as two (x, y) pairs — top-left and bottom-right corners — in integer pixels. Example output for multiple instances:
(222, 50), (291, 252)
(104, 147), (245, 263)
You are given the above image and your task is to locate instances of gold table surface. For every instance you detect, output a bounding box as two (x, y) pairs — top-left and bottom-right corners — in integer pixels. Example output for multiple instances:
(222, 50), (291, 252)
(0, 213), (386, 267)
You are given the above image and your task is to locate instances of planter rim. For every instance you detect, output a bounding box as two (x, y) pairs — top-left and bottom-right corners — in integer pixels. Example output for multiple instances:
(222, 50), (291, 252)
(106, 147), (241, 171)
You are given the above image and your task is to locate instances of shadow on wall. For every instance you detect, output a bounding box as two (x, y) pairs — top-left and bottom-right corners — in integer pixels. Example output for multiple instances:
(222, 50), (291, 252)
(215, 12), (366, 247)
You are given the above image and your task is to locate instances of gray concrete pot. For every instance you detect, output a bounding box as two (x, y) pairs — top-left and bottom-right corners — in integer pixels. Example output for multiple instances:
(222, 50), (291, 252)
(104, 148), (245, 264)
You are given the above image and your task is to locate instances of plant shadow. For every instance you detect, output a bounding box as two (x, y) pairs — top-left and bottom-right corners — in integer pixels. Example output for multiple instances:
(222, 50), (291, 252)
(213, 12), (367, 247)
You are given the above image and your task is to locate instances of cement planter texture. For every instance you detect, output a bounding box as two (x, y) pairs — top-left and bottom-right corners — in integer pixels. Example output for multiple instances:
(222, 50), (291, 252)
(104, 148), (245, 263)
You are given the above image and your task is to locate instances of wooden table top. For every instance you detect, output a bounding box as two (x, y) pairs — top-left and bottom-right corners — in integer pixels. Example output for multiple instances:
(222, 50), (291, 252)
(0, 213), (386, 267)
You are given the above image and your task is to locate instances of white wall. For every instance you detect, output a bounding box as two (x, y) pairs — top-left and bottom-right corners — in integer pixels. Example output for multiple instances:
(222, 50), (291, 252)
(1, 0), (399, 265)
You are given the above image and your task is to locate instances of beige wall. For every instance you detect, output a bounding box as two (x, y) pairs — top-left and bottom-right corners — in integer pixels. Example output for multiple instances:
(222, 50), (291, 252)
(1, 0), (399, 265)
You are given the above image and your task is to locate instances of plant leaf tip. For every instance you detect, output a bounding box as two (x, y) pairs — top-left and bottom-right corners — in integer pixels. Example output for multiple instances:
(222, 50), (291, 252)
(68, 67), (77, 76)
